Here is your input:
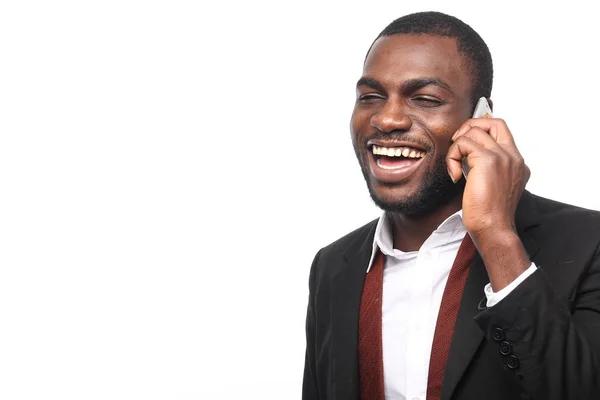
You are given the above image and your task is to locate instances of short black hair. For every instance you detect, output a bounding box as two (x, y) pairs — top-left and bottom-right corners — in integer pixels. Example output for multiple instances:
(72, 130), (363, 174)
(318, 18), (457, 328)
(368, 11), (493, 107)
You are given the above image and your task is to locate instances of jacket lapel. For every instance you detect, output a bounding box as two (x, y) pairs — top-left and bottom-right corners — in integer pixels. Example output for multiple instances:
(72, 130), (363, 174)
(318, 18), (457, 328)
(441, 191), (541, 400)
(330, 221), (377, 400)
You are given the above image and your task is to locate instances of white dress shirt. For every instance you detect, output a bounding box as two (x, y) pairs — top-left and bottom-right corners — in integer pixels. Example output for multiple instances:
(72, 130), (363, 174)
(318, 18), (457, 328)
(366, 211), (536, 400)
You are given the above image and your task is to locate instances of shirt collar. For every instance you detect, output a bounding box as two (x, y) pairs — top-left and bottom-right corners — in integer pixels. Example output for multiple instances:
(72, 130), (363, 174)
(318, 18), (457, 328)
(366, 209), (466, 273)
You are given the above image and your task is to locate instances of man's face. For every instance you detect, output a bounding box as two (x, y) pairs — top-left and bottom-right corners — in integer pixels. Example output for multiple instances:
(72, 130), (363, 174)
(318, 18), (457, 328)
(351, 34), (474, 217)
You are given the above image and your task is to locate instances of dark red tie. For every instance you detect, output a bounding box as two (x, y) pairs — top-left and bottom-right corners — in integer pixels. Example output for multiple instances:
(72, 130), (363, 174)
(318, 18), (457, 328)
(358, 250), (386, 400)
(358, 234), (476, 400)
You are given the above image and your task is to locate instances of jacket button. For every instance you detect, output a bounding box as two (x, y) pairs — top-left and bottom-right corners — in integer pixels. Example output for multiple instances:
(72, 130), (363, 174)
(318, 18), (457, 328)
(499, 341), (512, 355)
(492, 327), (505, 342)
(506, 355), (519, 369)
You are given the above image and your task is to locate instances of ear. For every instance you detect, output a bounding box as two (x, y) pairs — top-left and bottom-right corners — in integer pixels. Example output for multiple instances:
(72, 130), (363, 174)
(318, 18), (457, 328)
(487, 98), (494, 112)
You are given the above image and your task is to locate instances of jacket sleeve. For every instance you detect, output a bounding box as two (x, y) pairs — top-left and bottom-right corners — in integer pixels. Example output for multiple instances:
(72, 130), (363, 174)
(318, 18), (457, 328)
(302, 250), (321, 400)
(474, 243), (600, 399)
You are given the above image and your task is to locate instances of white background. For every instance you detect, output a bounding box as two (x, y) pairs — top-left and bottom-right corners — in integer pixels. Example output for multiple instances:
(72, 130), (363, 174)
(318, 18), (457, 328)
(1, 1), (598, 399)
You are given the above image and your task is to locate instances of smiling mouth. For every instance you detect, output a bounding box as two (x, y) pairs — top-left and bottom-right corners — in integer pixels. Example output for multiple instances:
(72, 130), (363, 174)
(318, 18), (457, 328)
(371, 145), (426, 170)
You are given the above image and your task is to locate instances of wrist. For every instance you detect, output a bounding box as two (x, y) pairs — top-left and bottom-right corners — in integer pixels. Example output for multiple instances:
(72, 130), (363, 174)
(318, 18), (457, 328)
(470, 226), (518, 250)
(471, 229), (530, 292)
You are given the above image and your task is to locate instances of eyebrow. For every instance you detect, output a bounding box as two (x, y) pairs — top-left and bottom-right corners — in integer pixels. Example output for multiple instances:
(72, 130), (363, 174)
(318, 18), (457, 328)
(356, 77), (386, 92)
(356, 76), (454, 95)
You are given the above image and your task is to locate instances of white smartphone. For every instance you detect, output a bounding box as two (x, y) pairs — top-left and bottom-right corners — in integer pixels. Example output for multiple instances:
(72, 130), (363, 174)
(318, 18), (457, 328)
(462, 97), (493, 179)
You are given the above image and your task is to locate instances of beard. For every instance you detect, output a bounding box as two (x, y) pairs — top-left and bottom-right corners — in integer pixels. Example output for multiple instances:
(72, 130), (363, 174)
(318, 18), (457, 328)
(357, 149), (465, 219)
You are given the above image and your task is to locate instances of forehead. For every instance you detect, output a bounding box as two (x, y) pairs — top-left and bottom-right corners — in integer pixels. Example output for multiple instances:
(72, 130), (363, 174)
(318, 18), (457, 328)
(363, 34), (472, 94)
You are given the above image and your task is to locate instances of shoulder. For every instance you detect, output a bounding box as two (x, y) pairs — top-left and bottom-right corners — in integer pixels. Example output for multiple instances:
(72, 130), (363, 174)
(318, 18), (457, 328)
(309, 218), (378, 279)
(526, 191), (600, 228)
(319, 219), (379, 256)
(521, 191), (600, 253)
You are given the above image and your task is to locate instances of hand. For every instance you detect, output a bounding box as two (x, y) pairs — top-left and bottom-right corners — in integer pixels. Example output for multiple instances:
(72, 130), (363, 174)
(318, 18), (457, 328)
(446, 118), (530, 238)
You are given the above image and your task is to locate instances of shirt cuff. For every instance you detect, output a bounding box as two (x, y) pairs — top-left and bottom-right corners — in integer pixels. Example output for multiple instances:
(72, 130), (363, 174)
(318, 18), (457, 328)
(484, 263), (537, 307)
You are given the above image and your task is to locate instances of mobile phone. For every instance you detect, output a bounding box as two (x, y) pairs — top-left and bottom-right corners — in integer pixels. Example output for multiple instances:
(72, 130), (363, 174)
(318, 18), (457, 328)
(461, 97), (493, 179)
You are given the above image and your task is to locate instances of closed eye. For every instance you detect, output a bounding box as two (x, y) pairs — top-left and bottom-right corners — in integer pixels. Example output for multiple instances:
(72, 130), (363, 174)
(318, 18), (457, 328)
(413, 96), (443, 107)
(358, 93), (385, 103)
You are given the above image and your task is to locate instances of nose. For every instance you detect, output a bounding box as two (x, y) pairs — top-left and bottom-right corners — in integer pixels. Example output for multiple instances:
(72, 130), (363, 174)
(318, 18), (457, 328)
(370, 100), (412, 133)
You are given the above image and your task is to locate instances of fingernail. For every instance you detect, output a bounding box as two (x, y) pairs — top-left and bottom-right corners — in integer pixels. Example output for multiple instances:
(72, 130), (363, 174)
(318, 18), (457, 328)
(448, 168), (456, 183)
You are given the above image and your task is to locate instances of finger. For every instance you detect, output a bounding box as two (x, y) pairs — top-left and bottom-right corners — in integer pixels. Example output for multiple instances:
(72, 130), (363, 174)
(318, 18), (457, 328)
(446, 136), (489, 183)
(452, 126), (502, 153)
(452, 118), (515, 147)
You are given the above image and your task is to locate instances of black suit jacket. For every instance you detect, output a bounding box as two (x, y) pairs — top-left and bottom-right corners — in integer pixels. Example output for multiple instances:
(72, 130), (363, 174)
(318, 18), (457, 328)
(302, 191), (600, 400)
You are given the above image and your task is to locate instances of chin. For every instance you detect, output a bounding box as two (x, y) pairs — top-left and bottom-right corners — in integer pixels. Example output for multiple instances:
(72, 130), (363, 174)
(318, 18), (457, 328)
(370, 188), (461, 218)
(362, 161), (464, 218)
(369, 182), (419, 207)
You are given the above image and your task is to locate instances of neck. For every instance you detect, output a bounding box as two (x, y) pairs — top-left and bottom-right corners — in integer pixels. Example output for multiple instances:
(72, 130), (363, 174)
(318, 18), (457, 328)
(389, 196), (463, 252)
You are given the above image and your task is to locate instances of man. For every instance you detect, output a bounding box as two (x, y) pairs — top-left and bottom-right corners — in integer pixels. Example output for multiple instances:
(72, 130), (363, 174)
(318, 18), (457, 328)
(302, 11), (600, 400)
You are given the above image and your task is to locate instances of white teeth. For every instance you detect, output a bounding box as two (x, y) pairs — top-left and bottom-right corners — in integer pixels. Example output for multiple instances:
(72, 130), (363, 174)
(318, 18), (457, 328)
(371, 145), (426, 158)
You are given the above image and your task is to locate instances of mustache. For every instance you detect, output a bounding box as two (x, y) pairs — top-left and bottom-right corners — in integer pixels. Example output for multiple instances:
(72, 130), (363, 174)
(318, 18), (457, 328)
(361, 131), (433, 152)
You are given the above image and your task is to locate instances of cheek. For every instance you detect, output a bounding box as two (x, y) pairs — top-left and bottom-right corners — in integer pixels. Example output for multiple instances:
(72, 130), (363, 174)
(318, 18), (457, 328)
(428, 118), (464, 152)
(350, 107), (371, 134)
